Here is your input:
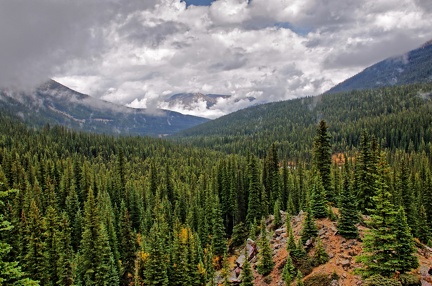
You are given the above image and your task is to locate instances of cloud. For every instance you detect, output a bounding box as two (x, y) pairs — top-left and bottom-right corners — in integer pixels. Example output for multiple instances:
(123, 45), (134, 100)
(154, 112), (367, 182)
(1, 0), (432, 117)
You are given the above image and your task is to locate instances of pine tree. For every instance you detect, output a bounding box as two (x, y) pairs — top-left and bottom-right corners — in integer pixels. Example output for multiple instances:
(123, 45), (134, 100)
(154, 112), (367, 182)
(313, 237), (329, 266)
(296, 270), (304, 286)
(118, 202), (137, 285)
(357, 154), (399, 278)
(310, 175), (327, 218)
(0, 189), (39, 286)
(394, 206), (419, 273)
(312, 120), (334, 202)
(23, 200), (47, 284)
(240, 248), (254, 286)
(300, 205), (317, 244)
(55, 213), (74, 286)
(246, 156), (262, 226)
(418, 205), (431, 245)
(337, 172), (359, 239)
(256, 220), (274, 276)
(286, 220), (296, 253)
(355, 131), (377, 214)
(282, 255), (296, 286)
(212, 200), (227, 260)
(78, 188), (119, 285)
(273, 199), (281, 228)
(144, 220), (169, 286)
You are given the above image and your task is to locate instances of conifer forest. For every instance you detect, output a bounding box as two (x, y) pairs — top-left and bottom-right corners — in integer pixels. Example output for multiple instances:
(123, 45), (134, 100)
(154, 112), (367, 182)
(1, 84), (432, 285)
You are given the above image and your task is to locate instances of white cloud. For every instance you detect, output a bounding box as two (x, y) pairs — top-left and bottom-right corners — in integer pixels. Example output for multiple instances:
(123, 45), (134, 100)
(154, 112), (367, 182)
(1, 0), (432, 118)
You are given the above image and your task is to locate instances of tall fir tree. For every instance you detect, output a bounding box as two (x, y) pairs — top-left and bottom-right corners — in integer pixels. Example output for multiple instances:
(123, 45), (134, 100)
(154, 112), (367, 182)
(337, 171), (359, 239)
(355, 131), (377, 214)
(357, 153), (400, 278)
(394, 206), (419, 274)
(310, 175), (327, 218)
(246, 156), (262, 226)
(312, 120), (334, 202)
(256, 219), (274, 276)
(240, 248), (254, 286)
(143, 220), (169, 286)
(300, 205), (317, 244)
(118, 202), (137, 285)
(0, 189), (39, 286)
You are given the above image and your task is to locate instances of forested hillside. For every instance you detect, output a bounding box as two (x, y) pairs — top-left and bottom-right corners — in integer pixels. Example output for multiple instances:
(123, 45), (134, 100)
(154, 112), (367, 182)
(174, 83), (432, 160)
(1, 108), (431, 285)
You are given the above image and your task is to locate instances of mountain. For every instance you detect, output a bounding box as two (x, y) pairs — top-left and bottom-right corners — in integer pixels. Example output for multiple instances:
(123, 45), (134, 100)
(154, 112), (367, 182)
(0, 80), (209, 137)
(327, 40), (432, 94)
(174, 83), (432, 158)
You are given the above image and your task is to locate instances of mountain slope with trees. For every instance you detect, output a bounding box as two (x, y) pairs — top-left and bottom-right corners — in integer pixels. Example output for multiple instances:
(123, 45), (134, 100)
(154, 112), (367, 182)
(327, 40), (432, 94)
(174, 83), (432, 160)
(0, 80), (209, 137)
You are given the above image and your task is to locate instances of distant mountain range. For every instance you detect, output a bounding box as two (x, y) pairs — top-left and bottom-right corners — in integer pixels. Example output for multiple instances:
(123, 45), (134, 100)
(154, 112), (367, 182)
(0, 80), (209, 137)
(327, 40), (432, 94)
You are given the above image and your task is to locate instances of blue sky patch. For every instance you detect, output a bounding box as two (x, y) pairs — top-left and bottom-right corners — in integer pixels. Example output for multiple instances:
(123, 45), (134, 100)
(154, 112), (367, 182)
(183, 0), (214, 7)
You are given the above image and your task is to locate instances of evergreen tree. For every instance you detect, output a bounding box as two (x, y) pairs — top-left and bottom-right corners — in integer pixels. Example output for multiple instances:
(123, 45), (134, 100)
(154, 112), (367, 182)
(212, 200), (227, 259)
(357, 154), (399, 278)
(23, 200), (47, 284)
(296, 270), (304, 286)
(144, 220), (169, 286)
(273, 199), (281, 228)
(263, 143), (280, 212)
(118, 202), (137, 285)
(355, 131), (377, 213)
(246, 156), (262, 226)
(240, 249), (253, 286)
(256, 220), (274, 276)
(0, 189), (39, 286)
(313, 237), (329, 266)
(418, 205), (431, 245)
(300, 206), (317, 244)
(394, 206), (419, 273)
(78, 188), (119, 285)
(55, 213), (74, 286)
(282, 255), (296, 286)
(337, 172), (359, 239)
(312, 120), (334, 202)
(310, 175), (327, 218)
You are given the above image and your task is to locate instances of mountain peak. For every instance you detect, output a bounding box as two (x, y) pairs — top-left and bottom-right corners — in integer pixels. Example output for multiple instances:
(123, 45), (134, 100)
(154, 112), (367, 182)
(327, 39), (432, 94)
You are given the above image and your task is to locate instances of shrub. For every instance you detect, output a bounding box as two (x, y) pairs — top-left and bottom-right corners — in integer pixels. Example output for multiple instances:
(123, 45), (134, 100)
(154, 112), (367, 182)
(304, 273), (332, 286)
(363, 275), (402, 286)
(399, 274), (421, 286)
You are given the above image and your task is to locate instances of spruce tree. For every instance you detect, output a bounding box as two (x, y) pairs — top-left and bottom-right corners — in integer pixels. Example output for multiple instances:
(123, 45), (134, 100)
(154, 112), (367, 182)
(273, 199), (281, 228)
(355, 131), (377, 214)
(296, 270), (304, 286)
(246, 156), (262, 226)
(300, 205), (317, 244)
(118, 202), (137, 285)
(310, 175), (327, 218)
(418, 205), (431, 245)
(240, 249), (254, 286)
(282, 255), (296, 286)
(394, 206), (419, 273)
(312, 120), (334, 202)
(313, 237), (329, 266)
(144, 220), (169, 286)
(55, 213), (74, 286)
(337, 172), (359, 239)
(23, 200), (47, 284)
(256, 219), (274, 276)
(0, 189), (38, 286)
(357, 154), (399, 278)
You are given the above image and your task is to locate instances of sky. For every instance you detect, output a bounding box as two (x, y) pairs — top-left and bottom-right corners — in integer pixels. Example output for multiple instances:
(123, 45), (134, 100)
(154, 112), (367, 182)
(1, 0), (432, 119)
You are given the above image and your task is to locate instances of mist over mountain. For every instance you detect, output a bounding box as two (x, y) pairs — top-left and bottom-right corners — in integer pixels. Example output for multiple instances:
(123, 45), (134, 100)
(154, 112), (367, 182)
(0, 80), (208, 137)
(327, 40), (432, 94)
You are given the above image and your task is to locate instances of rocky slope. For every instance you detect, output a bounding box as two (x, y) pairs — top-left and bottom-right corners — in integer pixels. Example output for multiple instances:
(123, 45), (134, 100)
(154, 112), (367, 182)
(224, 210), (432, 286)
